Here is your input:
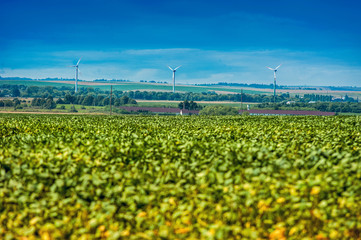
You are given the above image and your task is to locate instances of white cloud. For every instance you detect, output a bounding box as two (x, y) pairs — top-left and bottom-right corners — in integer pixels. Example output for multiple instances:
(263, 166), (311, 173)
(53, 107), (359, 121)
(2, 48), (361, 86)
(1, 67), (73, 80)
(124, 48), (196, 55)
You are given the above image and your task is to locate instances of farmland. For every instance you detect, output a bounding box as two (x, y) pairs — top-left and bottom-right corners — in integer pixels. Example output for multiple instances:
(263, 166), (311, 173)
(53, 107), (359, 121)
(1, 115), (361, 239)
(3, 79), (361, 98)
(0, 80), (266, 95)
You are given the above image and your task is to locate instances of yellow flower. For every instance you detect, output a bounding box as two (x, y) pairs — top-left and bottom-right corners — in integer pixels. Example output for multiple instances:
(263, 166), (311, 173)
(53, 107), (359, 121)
(174, 227), (191, 234)
(29, 217), (40, 225)
(269, 227), (286, 240)
(137, 211), (147, 218)
(330, 230), (339, 239)
(169, 197), (176, 205)
(257, 200), (270, 212)
(289, 226), (297, 236)
(311, 186), (321, 195)
(121, 230), (130, 237)
(98, 225), (106, 232)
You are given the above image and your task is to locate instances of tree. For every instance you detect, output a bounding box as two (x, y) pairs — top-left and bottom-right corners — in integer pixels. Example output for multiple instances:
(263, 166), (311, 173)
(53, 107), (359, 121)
(13, 98), (21, 106)
(69, 105), (78, 112)
(32, 98), (45, 107)
(44, 98), (57, 109)
(64, 94), (76, 104)
(199, 105), (238, 115)
(3, 100), (13, 107)
(95, 96), (105, 106)
(179, 100), (202, 110)
(114, 96), (137, 106)
(102, 97), (110, 106)
(11, 87), (21, 97)
(129, 99), (137, 104)
(24, 86), (40, 97)
(120, 95), (130, 105)
(82, 95), (95, 106)
(31, 97), (56, 109)
(56, 98), (65, 104)
(178, 100), (190, 110)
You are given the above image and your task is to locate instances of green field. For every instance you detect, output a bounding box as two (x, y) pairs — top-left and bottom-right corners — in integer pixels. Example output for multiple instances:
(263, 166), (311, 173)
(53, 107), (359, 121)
(1, 115), (361, 239)
(0, 80), (266, 94)
(2, 80), (361, 98)
(0, 80), (72, 87)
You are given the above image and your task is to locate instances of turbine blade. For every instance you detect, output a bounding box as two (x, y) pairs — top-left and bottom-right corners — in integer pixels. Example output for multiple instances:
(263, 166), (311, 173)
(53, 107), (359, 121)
(266, 67), (275, 70)
(174, 65), (182, 70)
(168, 66), (173, 71)
(275, 64), (282, 70)
(76, 58), (82, 66)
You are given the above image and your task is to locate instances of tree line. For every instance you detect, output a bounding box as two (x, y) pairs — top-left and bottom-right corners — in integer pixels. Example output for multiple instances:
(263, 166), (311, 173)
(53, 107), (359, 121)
(0, 95), (137, 110)
(1, 84), (358, 103)
(178, 100), (203, 110)
(257, 102), (361, 113)
(59, 94), (137, 106)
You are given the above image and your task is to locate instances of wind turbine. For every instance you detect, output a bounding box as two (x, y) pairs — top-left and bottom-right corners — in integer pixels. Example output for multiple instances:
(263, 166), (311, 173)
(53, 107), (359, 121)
(71, 58), (81, 93)
(267, 64), (282, 104)
(168, 65), (181, 93)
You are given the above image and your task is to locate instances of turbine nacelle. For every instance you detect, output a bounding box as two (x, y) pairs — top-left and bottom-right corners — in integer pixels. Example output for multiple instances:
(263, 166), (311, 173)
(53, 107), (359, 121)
(70, 58), (82, 68)
(168, 65), (182, 72)
(267, 64), (282, 71)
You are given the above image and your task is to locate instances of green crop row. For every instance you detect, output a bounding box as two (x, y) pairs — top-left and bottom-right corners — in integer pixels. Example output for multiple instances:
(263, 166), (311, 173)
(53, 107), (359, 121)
(0, 114), (361, 239)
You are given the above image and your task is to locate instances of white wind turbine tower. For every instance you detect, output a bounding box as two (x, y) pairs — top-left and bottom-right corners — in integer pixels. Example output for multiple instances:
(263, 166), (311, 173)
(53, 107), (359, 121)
(267, 64), (282, 104)
(168, 65), (182, 93)
(71, 58), (81, 93)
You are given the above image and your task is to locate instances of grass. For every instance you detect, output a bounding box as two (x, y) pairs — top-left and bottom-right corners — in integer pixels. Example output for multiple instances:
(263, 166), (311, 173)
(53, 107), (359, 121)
(0, 80), (70, 87)
(0, 80), (266, 94)
(76, 83), (266, 94)
(337, 112), (361, 116)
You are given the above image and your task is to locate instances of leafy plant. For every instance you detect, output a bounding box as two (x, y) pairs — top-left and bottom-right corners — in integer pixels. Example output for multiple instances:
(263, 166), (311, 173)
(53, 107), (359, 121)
(0, 115), (360, 239)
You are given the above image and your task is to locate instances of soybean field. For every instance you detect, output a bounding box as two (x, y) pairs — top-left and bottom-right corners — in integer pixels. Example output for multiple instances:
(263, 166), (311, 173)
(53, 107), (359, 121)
(1, 115), (361, 239)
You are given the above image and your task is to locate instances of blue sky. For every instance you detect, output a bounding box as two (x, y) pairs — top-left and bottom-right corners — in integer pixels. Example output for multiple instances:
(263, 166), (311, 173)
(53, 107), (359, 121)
(1, 0), (360, 86)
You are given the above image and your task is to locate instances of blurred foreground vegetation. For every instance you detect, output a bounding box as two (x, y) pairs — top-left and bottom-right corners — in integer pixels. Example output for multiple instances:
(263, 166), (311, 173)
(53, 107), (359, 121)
(1, 115), (361, 239)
